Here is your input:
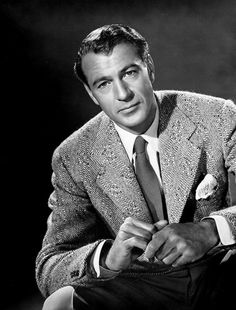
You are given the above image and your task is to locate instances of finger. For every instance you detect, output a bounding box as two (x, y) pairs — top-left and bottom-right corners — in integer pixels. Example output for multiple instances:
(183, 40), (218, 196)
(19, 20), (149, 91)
(155, 241), (173, 261)
(124, 217), (157, 234)
(124, 236), (148, 252)
(120, 223), (153, 241)
(161, 250), (181, 265)
(171, 251), (195, 267)
(144, 232), (166, 259)
(154, 220), (168, 231)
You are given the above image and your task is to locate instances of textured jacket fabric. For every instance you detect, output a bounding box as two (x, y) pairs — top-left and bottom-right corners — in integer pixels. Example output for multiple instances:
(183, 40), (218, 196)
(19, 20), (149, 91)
(36, 90), (236, 297)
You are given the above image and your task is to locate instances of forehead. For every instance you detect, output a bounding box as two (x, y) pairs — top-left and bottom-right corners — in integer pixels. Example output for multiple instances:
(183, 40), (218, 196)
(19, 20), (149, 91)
(81, 43), (142, 85)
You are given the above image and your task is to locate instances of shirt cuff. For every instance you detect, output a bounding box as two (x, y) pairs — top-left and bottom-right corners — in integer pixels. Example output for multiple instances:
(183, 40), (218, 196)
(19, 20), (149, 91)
(93, 240), (121, 279)
(203, 215), (235, 245)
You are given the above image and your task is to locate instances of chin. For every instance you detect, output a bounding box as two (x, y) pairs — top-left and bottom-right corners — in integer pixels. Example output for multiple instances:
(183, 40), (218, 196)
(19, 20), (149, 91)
(127, 120), (148, 134)
(117, 111), (148, 132)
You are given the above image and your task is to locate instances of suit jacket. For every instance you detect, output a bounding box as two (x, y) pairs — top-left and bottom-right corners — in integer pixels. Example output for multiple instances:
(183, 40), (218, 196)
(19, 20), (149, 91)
(36, 90), (236, 297)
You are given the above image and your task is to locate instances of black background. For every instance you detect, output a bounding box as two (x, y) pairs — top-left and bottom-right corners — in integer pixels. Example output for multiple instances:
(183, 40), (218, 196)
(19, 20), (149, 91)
(1, 1), (236, 309)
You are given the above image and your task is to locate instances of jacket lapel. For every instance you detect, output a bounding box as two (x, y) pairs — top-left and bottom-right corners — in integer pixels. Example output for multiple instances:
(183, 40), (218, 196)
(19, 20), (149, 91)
(157, 93), (203, 223)
(91, 115), (153, 228)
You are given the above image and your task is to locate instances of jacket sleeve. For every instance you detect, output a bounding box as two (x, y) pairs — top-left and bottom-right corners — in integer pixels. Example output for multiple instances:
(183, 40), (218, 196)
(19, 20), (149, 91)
(211, 99), (236, 237)
(35, 147), (113, 297)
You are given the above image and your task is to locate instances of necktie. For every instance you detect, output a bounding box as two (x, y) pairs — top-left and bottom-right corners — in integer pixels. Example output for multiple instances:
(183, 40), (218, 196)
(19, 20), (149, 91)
(134, 136), (165, 222)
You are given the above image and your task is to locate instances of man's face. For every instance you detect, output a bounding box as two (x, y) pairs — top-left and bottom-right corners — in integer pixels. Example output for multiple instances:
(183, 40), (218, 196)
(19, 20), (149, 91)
(82, 43), (157, 134)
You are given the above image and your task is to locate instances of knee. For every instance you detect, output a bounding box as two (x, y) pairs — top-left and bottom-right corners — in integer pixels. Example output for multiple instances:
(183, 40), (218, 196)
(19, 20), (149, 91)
(42, 286), (75, 310)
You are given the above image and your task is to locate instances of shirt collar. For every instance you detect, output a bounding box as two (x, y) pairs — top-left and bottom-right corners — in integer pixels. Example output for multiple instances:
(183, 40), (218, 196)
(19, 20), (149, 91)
(114, 103), (159, 162)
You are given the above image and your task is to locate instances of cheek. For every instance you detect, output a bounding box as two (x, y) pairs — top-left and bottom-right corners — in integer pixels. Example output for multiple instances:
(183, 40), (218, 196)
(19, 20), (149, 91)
(136, 78), (153, 96)
(97, 99), (116, 117)
(95, 94), (109, 108)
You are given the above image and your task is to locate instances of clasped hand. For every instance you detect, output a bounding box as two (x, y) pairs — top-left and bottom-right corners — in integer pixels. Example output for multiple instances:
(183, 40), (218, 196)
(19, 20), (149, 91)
(105, 217), (218, 271)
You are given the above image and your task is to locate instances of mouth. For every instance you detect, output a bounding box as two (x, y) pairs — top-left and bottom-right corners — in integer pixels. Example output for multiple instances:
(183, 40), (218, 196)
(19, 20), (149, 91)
(119, 102), (140, 112)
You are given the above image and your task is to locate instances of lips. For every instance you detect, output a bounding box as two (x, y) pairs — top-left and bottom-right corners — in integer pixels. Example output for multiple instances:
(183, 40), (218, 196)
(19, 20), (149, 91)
(120, 102), (140, 112)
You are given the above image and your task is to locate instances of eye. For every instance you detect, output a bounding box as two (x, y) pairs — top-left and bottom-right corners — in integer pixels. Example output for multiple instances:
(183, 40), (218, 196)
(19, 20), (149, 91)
(97, 81), (111, 89)
(124, 70), (137, 78)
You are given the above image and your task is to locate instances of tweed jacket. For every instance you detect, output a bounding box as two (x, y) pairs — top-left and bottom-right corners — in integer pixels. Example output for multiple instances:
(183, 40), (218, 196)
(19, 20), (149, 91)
(36, 90), (236, 297)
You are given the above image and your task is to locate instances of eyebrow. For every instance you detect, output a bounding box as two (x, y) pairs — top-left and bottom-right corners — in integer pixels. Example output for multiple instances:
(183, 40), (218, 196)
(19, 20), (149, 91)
(92, 63), (139, 87)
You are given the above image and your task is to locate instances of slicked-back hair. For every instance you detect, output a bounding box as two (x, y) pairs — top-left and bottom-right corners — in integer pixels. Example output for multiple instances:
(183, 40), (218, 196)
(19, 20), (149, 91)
(74, 24), (150, 87)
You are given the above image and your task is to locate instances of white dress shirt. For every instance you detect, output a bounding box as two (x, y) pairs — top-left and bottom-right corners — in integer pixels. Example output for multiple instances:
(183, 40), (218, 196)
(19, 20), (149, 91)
(114, 107), (162, 184)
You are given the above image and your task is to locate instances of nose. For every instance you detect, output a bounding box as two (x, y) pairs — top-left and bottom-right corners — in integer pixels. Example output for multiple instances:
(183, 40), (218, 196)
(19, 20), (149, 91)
(114, 80), (134, 102)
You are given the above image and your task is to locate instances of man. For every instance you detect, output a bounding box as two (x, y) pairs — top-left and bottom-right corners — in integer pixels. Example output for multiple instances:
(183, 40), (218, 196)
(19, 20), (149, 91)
(36, 24), (236, 310)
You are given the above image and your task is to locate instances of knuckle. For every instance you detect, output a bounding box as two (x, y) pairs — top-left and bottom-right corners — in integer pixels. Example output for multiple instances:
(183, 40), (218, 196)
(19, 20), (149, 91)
(152, 232), (158, 239)
(129, 236), (144, 248)
(131, 236), (141, 243)
(120, 222), (125, 229)
(120, 221), (132, 231)
(176, 240), (187, 251)
(118, 230), (127, 239)
(152, 231), (163, 242)
(164, 227), (176, 238)
(129, 236), (137, 245)
(168, 233), (177, 242)
(125, 217), (133, 224)
(147, 242), (156, 251)
(185, 247), (195, 257)
(120, 222), (128, 232)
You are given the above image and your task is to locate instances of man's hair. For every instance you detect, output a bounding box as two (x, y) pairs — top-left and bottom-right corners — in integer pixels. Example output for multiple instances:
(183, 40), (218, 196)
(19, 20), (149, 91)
(74, 24), (150, 86)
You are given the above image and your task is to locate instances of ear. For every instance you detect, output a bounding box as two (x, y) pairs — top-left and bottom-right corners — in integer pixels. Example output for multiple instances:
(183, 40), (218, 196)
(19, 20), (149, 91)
(84, 83), (100, 106)
(147, 54), (155, 84)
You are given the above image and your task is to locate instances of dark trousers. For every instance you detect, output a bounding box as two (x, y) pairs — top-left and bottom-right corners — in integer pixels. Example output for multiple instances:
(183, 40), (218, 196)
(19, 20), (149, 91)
(73, 251), (235, 310)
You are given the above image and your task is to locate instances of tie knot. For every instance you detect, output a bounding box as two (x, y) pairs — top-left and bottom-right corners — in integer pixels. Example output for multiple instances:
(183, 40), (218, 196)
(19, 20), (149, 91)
(134, 136), (146, 154)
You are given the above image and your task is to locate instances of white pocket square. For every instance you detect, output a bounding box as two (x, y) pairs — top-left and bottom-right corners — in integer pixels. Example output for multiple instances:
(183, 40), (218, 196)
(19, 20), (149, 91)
(195, 174), (218, 200)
